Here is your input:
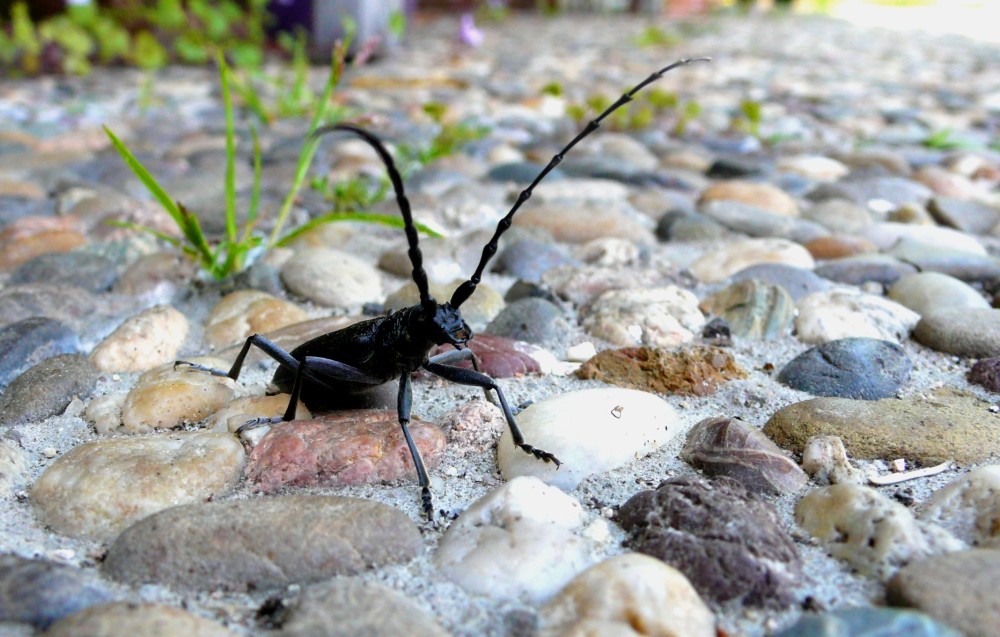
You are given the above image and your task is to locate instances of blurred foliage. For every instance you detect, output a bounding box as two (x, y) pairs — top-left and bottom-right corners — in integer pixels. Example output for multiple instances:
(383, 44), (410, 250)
(564, 84), (701, 134)
(632, 24), (680, 48)
(0, 0), (269, 76)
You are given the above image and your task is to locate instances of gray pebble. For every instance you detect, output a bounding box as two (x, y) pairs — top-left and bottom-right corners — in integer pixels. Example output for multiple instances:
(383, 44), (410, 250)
(0, 318), (80, 390)
(0, 554), (113, 629)
(0, 354), (100, 427)
(777, 337), (912, 400)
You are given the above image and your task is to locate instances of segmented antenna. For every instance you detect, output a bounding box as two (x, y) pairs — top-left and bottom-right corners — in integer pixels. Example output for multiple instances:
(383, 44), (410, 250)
(450, 57), (711, 308)
(311, 123), (434, 307)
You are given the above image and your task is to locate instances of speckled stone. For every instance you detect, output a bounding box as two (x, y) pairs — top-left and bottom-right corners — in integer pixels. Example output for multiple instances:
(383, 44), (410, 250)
(0, 354), (100, 427)
(914, 308), (1000, 357)
(777, 338), (912, 400)
(0, 555), (114, 629)
(699, 279), (794, 340)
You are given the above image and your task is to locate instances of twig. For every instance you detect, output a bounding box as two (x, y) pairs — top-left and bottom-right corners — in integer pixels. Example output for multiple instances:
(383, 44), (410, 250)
(868, 460), (953, 486)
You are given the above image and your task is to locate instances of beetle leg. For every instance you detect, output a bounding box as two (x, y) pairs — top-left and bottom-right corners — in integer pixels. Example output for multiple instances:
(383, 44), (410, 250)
(397, 371), (434, 521)
(427, 349), (494, 405)
(176, 334), (299, 382)
(423, 361), (561, 467)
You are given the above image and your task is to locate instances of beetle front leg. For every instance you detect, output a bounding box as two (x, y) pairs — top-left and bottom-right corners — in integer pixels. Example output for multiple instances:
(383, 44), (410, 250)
(427, 348), (494, 404)
(176, 334), (299, 381)
(423, 361), (561, 467)
(397, 371), (434, 521)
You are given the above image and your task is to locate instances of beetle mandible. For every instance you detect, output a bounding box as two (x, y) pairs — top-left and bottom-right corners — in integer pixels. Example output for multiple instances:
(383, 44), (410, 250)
(178, 57), (709, 520)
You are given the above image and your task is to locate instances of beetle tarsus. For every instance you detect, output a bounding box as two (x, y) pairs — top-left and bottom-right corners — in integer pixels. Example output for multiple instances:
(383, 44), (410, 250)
(235, 416), (285, 436)
(174, 360), (229, 377)
(520, 444), (562, 467)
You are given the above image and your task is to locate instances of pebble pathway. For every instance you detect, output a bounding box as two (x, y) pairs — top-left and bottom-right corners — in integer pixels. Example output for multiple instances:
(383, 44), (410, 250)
(2, 11), (1000, 637)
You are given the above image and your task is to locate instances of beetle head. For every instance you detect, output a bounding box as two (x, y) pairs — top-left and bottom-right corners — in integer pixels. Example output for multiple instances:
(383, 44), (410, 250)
(424, 300), (471, 346)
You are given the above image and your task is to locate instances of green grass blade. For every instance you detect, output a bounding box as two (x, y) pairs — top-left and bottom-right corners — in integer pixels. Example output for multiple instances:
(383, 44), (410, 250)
(274, 211), (443, 248)
(103, 219), (181, 246)
(219, 53), (238, 244)
(178, 204), (215, 267)
(247, 124), (261, 226)
(103, 125), (184, 228)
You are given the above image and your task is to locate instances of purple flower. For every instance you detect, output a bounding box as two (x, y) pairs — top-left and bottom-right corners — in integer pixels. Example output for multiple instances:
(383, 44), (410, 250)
(458, 13), (484, 47)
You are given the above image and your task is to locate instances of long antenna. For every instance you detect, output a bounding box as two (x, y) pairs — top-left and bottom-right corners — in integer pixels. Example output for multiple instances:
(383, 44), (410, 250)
(450, 57), (711, 308)
(311, 123), (433, 307)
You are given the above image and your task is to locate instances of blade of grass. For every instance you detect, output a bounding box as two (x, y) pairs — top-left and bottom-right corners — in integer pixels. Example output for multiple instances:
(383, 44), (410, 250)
(267, 34), (353, 247)
(274, 211), (443, 248)
(179, 204), (216, 268)
(246, 125), (261, 227)
(104, 126), (184, 228)
(219, 52), (237, 244)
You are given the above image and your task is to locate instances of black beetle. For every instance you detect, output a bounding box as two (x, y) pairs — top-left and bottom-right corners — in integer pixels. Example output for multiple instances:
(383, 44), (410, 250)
(179, 57), (709, 519)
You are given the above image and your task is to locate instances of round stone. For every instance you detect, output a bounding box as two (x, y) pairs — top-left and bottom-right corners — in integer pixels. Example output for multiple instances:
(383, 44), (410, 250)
(888, 272), (989, 316)
(88, 305), (189, 373)
(0, 317), (80, 389)
(581, 286), (705, 348)
(795, 289), (920, 345)
(777, 338), (912, 400)
(119, 357), (236, 433)
(281, 248), (383, 308)
(913, 308), (1000, 357)
(699, 180), (798, 216)
(0, 555), (113, 630)
(698, 278), (794, 340)
(203, 290), (308, 350)
(9, 252), (118, 293)
(484, 297), (569, 347)
(689, 239), (815, 284)
(0, 354), (100, 427)
(40, 602), (238, 637)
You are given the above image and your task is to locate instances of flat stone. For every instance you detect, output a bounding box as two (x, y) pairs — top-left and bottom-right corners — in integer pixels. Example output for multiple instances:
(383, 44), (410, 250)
(778, 338), (912, 400)
(795, 289), (920, 345)
(689, 239), (815, 284)
(888, 238), (1000, 281)
(929, 196), (1000, 234)
(888, 202), (936, 225)
(888, 549), (1000, 637)
(863, 222), (986, 255)
(204, 394), (310, 437)
(512, 205), (655, 245)
(619, 475), (802, 608)
(728, 263), (832, 301)
(9, 252), (118, 293)
(246, 411), (446, 493)
(203, 290), (308, 350)
(699, 180), (798, 216)
(0, 318), (80, 390)
(103, 495), (420, 591)
(530, 179), (631, 204)
(772, 607), (962, 637)
(538, 554), (716, 637)
(574, 237), (641, 267)
(384, 280), (503, 332)
(494, 239), (577, 283)
(541, 265), (681, 306)
(805, 235), (878, 259)
(796, 484), (962, 580)
(763, 387), (1000, 465)
(498, 388), (677, 491)
(920, 466), (1000, 548)
(889, 272), (989, 317)
(119, 357), (236, 433)
(40, 602), (238, 637)
(30, 431), (245, 541)
(801, 199), (873, 234)
(112, 251), (196, 297)
(428, 334), (543, 378)
(663, 213), (728, 241)
(0, 555), (114, 629)
(698, 200), (797, 237)
(915, 165), (983, 200)
(0, 284), (96, 332)
(699, 279), (794, 339)
(0, 355), (100, 427)
(281, 248), (383, 308)
(88, 305), (189, 373)
(814, 254), (918, 286)
(680, 417), (807, 495)
(807, 176), (932, 209)
(575, 346), (747, 397)
(0, 230), (88, 272)
(777, 155), (849, 182)
(914, 308), (1000, 357)
(489, 161), (565, 184)
(581, 287), (706, 348)
(276, 579), (451, 637)
(484, 298), (569, 347)
(435, 477), (594, 604)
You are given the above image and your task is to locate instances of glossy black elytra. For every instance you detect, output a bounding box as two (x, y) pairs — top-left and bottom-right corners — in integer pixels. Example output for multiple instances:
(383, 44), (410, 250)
(178, 57), (709, 520)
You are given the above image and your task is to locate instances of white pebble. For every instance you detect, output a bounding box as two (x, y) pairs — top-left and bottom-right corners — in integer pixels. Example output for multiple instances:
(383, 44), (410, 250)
(565, 342), (597, 362)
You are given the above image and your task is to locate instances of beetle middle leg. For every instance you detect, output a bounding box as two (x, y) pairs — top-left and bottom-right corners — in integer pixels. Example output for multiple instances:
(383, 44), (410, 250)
(176, 334), (298, 381)
(423, 361), (561, 467)
(427, 348), (494, 404)
(397, 370), (434, 520)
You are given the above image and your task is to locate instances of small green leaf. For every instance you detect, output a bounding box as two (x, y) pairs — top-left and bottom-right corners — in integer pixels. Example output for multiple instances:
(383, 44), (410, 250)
(219, 53), (237, 243)
(104, 126), (183, 228)
(132, 31), (167, 70)
(275, 212), (443, 248)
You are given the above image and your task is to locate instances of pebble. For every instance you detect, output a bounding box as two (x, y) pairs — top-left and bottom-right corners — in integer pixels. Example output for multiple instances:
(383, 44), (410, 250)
(112, 251), (196, 298)
(0, 229), (88, 272)
(30, 431), (245, 541)
(214, 315), (364, 368)
(888, 202), (936, 225)
(538, 554), (715, 637)
(619, 475), (802, 607)
(801, 199), (873, 234)
(40, 602), (238, 637)
(698, 200), (798, 238)
(581, 287), (705, 347)
(801, 435), (866, 485)
(275, 579), (451, 637)
(795, 288), (920, 344)
(680, 416), (807, 495)
(0, 354), (100, 427)
(887, 238), (1000, 282)
(204, 394), (310, 435)
(384, 280), (504, 332)
(777, 155), (849, 181)
(512, 205), (655, 245)
(968, 358), (1000, 392)
(541, 264), (681, 306)
(808, 176), (932, 210)
(728, 263), (832, 301)
(203, 290), (308, 350)
(489, 160), (565, 184)
(119, 357), (236, 432)
(663, 213), (728, 241)
(247, 411), (446, 493)
(914, 165), (983, 200)
(919, 466), (1000, 548)
(0, 318), (80, 389)
(928, 196), (1000, 234)
(497, 388), (677, 491)
(494, 239), (577, 283)
(887, 549), (1000, 637)
(428, 334), (544, 377)
(0, 440), (28, 496)
(565, 342), (597, 362)
(699, 279), (794, 340)
(813, 254), (918, 286)
(531, 178), (630, 204)
(805, 235), (878, 259)
(484, 297), (569, 347)
(281, 248), (383, 308)
(434, 476), (594, 604)
(573, 237), (641, 267)
(689, 238), (815, 284)
(88, 305), (189, 373)
(436, 398), (505, 457)
(102, 495), (420, 591)
(796, 484), (963, 579)
(840, 148), (912, 176)
(888, 272), (989, 316)
(863, 222), (986, 255)
(9, 252), (118, 293)
(913, 308), (1000, 357)
(763, 387), (1000, 466)
(699, 180), (799, 216)
(772, 607), (962, 637)
(777, 337), (912, 400)
(0, 554), (113, 630)
(575, 346), (747, 397)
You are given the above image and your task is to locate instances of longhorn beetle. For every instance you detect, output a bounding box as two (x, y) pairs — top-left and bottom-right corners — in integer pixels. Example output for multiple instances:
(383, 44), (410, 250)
(178, 57), (709, 520)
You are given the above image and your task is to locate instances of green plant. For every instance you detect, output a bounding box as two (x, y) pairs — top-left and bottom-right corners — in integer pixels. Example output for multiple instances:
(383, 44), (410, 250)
(632, 24), (680, 48)
(396, 102), (489, 166)
(674, 100), (702, 136)
(923, 128), (979, 151)
(736, 99), (762, 137)
(541, 81), (564, 97)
